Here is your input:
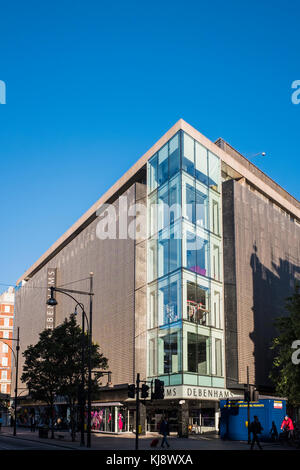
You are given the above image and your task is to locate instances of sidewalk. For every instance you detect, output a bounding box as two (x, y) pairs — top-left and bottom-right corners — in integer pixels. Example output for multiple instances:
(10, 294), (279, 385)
(0, 427), (293, 451)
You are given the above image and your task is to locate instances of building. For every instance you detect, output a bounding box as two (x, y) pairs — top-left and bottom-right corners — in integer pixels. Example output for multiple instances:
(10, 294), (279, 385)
(0, 286), (14, 409)
(13, 119), (300, 434)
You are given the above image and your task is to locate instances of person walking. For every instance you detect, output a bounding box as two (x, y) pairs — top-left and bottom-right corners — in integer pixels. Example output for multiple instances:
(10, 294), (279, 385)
(270, 421), (278, 441)
(250, 415), (263, 450)
(159, 417), (170, 448)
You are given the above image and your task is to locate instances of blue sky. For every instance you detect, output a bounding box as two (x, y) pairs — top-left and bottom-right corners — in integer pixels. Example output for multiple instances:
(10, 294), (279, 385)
(0, 0), (299, 292)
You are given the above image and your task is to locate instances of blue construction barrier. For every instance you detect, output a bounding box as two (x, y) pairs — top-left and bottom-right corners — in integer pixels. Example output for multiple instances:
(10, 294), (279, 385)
(220, 398), (286, 441)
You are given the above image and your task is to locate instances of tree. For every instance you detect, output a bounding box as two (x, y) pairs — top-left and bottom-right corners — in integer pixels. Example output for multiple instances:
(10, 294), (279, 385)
(270, 283), (300, 407)
(21, 314), (108, 440)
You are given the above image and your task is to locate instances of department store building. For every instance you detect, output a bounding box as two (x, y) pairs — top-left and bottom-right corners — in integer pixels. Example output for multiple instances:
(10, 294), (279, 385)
(13, 120), (300, 434)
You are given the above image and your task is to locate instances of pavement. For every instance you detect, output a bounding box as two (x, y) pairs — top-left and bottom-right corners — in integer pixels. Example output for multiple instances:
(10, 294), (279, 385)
(0, 427), (296, 451)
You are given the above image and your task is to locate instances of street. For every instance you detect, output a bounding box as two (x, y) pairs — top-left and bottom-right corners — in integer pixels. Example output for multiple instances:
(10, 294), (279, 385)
(0, 428), (297, 451)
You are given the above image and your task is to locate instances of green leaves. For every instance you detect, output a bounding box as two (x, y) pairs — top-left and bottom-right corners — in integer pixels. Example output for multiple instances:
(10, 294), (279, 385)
(21, 314), (109, 405)
(270, 283), (300, 406)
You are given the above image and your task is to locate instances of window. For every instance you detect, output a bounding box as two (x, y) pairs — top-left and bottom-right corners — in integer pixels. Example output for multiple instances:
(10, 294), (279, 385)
(2, 343), (8, 353)
(148, 333), (157, 376)
(4, 306), (10, 313)
(2, 358), (8, 366)
(1, 384), (7, 393)
(158, 145), (168, 186)
(185, 231), (208, 277)
(182, 133), (195, 177)
(195, 142), (208, 185)
(4, 318), (9, 327)
(212, 245), (220, 280)
(158, 184), (169, 232)
(169, 133), (180, 178)
(2, 331), (9, 339)
(212, 200), (220, 235)
(195, 187), (207, 229)
(169, 224), (181, 273)
(158, 274), (181, 326)
(158, 329), (181, 375)
(1, 370), (7, 380)
(186, 282), (208, 325)
(158, 232), (169, 278)
(187, 333), (209, 375)
(212, 291), (221, 328)
(148, 154), (158, 193)
(148, 239), (157, 282)
(148, 285), (157, 329)
(215, 339), (223, 376)
(169, 175), (181, 224)
(208, 151), (220, 192)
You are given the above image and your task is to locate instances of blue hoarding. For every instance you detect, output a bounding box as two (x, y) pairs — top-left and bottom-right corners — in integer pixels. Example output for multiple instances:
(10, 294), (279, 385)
(220, 398), (286, 441)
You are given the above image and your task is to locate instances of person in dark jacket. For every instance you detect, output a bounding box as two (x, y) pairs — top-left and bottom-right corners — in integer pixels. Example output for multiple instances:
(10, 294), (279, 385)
(250, 415), (263, 450)
(159, 418), (170, 448)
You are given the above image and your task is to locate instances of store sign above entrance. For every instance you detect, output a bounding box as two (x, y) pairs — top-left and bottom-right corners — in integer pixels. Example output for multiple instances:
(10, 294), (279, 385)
(164, 385), (240, 401)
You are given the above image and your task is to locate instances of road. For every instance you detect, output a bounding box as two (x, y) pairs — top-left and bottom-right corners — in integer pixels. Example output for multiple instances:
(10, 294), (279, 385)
(0, 434), (73, 450)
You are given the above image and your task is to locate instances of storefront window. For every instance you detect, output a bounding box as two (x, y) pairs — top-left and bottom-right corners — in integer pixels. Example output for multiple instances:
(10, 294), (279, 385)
(91, 405), (127, 433)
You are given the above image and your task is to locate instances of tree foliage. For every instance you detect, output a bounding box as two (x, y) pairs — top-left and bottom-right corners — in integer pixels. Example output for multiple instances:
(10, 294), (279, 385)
(21, 314), (108, 438)
(270, 283), (300, 406)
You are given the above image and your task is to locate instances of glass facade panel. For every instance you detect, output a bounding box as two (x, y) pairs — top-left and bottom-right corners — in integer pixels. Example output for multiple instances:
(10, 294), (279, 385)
(148, 153), (158, 193)
(182, 133), (195, 177)
(158, 145), (168, 186)
(187, 332), (210, 375)
(158, 327), (181, 375)
(195, 141), (208, 185)
(147, 131), (224, 388)
(169, 133), (180, 178)
(208, 151), (220, 192)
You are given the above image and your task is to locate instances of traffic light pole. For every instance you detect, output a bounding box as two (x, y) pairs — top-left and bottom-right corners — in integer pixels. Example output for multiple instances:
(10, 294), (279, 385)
(135, 373), (140, 451)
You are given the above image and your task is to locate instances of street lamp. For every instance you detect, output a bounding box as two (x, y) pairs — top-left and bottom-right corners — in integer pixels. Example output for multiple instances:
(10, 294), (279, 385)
(0, 327), (20, 437)
(46, 272), (94, 448)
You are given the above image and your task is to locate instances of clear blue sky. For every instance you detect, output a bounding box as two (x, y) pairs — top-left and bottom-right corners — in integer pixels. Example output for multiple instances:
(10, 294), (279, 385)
(0, 0), (299, 292)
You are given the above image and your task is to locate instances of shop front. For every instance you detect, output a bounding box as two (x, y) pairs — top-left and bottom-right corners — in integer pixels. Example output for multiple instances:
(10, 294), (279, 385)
(91, 402), (128, 433)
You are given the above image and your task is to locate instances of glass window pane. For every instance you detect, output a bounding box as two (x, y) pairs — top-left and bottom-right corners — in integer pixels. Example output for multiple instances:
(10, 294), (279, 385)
(182, 133), (195, 177)
(158, 231), (169, 278)
(195, 142), (208, 185)
(148, 284), (158, 329)
(158, 184), (169, 231)
(169, 175), (181, 224)
(169, 133), (180, 178)
(185, 183), (195, 224)
(185, 231), (208, 277)
(215, 338), (222, 376)
(158, 145), (168, 186)
(212, 244), (220, 281)
(158, 330), (180, 375)
(148, 154), (158, 193)
(208, 151), (220, 192)
(195, 187), (208, 229)
(148, 332), (157, 376)
(158, 278), (169, 325)
(169, 224), (181, 273)
(212, 199), (220, 235)
(187, 333), (209, 374)
(169, 274), (181, 323)
(148, 239), (157, 282)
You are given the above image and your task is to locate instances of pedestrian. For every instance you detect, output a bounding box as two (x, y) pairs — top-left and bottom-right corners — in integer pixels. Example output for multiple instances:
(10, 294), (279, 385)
(270, 421), (278, 441)
(30, 414), (36, 432)
(159, 417), (170, 448)
(249, 415), (263, 450)
(280, 415), (294, 444)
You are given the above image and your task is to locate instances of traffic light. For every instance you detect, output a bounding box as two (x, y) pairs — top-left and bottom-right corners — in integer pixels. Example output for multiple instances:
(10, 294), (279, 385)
(152, 379), (164, 400)
(141, 384), (150, 399)
(244, 385), (259, 402)
(244, 389), (251, 402)
(128, 384), (135, 398)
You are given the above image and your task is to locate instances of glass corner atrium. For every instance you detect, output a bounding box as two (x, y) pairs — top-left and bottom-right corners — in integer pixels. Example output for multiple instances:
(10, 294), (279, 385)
(147, 131), (224, 388)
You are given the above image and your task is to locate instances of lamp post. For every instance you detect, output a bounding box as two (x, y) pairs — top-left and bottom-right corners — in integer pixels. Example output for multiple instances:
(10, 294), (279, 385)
(0, 327), (20, 436)
(46, 272), (94, 448)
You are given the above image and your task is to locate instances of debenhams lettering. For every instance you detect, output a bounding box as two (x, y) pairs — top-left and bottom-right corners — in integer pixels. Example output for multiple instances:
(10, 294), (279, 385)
(165, 385), (235, 400)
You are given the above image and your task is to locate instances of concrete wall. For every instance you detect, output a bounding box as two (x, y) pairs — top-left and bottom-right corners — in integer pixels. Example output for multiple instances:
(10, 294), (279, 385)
(14, 182), (147, 391)
(223, 179), (300, 390)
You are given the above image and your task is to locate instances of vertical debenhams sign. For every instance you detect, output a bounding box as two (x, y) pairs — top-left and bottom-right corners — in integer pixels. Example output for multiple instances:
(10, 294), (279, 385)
(46, 268), (57, 329)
